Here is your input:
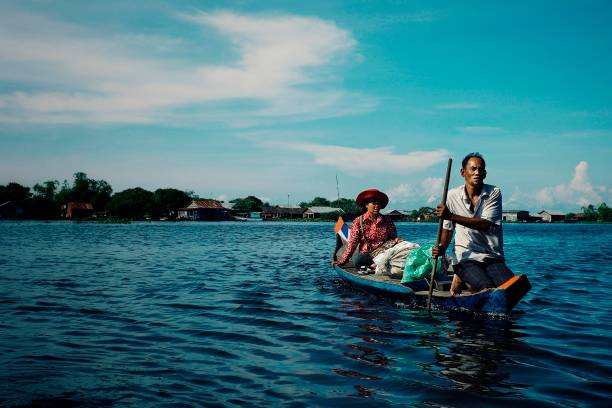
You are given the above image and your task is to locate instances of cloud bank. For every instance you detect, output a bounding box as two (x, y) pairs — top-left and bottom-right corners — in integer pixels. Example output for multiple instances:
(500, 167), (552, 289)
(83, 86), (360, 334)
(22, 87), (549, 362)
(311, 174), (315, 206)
(536, 161), (608, 207)
(0, 10), (373, 125)
(274, 142), (449, 174)
(387, 177), (444, 205)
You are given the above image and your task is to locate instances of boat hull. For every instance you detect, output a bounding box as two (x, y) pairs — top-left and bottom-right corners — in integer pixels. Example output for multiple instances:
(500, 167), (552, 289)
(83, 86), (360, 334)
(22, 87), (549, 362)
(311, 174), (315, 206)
(333, 266), (531, 315)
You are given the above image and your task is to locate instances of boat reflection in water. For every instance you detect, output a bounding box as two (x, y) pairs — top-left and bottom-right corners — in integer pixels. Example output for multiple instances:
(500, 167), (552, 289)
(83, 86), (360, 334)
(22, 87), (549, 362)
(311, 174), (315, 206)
(332, 298), (530, 403)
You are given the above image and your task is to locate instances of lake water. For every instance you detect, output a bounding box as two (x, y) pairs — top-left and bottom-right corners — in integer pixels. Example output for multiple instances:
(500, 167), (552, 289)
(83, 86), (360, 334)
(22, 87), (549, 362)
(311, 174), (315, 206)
(1, 221), (611, 407)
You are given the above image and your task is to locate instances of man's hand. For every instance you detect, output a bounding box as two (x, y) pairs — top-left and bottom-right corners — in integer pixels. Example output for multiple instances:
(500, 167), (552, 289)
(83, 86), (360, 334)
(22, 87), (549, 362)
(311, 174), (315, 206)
(431, 243), (446, 259)
(435, 202), (453, 220)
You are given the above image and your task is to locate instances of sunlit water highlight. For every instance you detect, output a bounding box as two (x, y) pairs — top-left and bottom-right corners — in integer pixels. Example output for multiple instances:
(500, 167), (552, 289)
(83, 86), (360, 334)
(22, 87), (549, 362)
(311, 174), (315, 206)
(1, 221), (611, 407)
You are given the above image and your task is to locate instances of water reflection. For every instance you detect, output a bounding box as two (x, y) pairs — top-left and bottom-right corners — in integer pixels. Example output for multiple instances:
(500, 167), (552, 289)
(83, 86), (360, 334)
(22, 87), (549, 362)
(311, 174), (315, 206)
(334, 297), (530, 400)
(431, 316), (529, 395)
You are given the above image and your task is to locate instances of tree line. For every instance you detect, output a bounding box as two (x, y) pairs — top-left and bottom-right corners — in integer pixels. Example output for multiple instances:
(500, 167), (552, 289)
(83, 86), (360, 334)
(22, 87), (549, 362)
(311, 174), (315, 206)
(0, 172), (196, 220)
(2, 173), (609, 222)
(568, 203), (612, 223)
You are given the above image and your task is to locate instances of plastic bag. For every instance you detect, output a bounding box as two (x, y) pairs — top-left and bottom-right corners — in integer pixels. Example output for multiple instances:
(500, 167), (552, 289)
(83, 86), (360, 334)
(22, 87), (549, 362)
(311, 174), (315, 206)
(373, 241), (420, 277)
(401, 244), (441, 284)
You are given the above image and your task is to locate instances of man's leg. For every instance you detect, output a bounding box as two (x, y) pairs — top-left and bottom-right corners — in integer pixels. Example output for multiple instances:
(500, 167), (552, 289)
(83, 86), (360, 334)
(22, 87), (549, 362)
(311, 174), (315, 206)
(484, 261), (514, 287)
(457, 261), (494, 292)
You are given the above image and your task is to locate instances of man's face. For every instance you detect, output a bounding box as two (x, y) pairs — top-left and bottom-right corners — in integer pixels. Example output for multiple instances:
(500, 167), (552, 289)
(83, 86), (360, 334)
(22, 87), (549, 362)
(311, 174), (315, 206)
(461, 157), (486, 187)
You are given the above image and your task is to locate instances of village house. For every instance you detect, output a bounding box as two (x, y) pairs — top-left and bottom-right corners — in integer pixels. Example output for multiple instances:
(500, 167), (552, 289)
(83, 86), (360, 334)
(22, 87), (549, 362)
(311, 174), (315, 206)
(303, 206), (343, 219)
(262, 206), (306, 220)
(526, 213), (544, 222)
(381, 209), (412, 222)
(62, 202), (94, 219)
(538, 210), (565, 223)
(502, 210), (530, 222)
(178, 199), (232, 221)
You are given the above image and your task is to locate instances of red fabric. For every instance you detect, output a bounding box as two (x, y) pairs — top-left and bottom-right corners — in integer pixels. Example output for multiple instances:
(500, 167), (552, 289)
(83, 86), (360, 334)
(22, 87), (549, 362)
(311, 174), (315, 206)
(339, 213), (397, 264)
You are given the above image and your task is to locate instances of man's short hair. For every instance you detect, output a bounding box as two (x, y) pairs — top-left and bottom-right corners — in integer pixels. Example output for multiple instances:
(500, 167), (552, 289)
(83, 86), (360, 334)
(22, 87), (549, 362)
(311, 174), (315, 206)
(461, 152), (486, 169)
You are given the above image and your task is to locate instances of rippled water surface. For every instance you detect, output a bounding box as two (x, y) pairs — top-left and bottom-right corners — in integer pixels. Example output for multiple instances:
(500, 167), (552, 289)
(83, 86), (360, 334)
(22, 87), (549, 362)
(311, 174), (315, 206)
(1, 221), (611, 407)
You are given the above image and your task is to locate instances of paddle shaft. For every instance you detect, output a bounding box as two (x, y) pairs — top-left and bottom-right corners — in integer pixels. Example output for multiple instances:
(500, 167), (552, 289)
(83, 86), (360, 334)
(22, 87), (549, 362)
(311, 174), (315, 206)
(427, 158), (453, 312)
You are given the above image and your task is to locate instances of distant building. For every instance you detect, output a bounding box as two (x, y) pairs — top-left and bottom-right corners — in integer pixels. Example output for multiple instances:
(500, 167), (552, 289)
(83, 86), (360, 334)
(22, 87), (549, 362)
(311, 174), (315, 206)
(178, 200), (231, 221)
(62, 202), (94, 219)
(303, 206), (344, 219)
(527, 213), (544, 222)
(502, 210), (530, 222)
(538, 210), (565, 223)
(382, 209), (412, 221)
(263, 206), (306, 220)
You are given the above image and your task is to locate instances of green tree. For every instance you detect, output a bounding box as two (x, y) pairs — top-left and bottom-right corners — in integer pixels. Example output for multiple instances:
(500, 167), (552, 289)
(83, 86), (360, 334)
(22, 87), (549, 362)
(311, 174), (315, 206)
(0, 182), (31, 202)
(89, 179), (113, 210)
(107, 187), (155, 219)
(230, 195), (263, 212)
(154, 188), (192, 217)
(581, 204), (598, 222)
(55, 180), (72, 206)
(299, 197), (331, 208)
(416, 206), (437, 222)
(597, 203), (611, 222)
(54, 172), (113, 211)
(30, 180), (60, 219)
(33, 180), (59, 200)
(330, 197), (361, 219)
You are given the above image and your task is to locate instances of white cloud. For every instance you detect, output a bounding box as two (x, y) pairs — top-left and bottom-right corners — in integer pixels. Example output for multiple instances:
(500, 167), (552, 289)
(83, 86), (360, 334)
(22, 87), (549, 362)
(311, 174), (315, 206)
(273, 142), (449, 174)
(388, 177), (443, 205)
(0, 10), (372, 125)
(535, 161), (608, 207)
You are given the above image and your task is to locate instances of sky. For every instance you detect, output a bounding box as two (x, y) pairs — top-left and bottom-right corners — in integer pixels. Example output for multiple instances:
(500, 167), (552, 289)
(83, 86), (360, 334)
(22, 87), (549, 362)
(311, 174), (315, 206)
(1, 0), (611, 212)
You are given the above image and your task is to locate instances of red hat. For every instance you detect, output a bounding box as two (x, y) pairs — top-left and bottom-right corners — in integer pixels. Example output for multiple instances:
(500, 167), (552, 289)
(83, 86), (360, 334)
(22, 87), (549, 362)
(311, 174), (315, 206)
(355, 189), (389, 209)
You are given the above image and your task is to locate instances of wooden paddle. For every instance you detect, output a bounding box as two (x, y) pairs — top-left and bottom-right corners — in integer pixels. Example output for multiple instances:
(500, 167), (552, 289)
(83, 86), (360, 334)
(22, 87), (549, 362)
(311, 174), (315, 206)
(427, 158), (452, 312)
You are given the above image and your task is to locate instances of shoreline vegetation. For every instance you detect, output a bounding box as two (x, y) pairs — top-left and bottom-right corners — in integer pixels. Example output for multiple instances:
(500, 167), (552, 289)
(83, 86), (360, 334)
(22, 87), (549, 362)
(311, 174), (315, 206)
(1, 172), (611, 223)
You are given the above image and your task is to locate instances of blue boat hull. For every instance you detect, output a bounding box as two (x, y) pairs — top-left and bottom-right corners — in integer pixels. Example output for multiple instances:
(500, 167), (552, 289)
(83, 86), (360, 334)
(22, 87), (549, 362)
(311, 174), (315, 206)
(333, 266), (531, 315)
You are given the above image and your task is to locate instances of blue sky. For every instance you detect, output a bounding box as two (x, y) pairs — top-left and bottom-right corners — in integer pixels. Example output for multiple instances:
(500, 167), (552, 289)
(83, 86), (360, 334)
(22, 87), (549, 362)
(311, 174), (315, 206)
(1, 0), (611, 212)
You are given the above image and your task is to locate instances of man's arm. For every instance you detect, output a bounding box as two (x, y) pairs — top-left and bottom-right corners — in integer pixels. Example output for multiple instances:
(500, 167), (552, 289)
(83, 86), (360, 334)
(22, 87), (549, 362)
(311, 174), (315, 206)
(435, 203), (494, 231)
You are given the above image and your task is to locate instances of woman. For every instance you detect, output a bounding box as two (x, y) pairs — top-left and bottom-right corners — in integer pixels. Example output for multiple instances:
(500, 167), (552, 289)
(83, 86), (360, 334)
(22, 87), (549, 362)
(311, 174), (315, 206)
(334, 188), (401, 269)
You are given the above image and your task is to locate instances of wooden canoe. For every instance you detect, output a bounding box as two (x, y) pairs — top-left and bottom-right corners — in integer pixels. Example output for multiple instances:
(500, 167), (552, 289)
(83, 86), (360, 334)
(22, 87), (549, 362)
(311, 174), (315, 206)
(333, 265), (531, 315)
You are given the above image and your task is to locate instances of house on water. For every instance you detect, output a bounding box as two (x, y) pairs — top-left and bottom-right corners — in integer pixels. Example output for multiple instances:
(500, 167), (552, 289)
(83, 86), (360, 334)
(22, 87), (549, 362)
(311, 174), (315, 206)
(382, 209), (412, 222)
(262, 206), (306, 220)
(178, 200), (232, 221)
(62, 202), (94, 219)
(538, 210), (565, 223)
(502, 210), (530, 222)
(303, 206), (344, 219)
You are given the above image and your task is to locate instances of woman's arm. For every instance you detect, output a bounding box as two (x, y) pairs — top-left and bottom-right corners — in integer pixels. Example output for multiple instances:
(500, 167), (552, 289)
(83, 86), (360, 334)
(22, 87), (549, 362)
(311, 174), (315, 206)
(335, 218), (362, 265)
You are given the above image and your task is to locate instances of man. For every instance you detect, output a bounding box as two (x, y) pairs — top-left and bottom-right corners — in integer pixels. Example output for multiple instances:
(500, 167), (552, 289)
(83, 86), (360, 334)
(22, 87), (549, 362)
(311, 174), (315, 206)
(432, 152), (514, 295)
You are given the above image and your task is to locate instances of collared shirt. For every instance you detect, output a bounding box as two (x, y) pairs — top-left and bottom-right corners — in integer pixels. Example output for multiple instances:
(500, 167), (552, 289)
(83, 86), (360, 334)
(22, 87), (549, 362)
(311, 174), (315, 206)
(443, 183), (504, 264)
(339, 213), (397, 264)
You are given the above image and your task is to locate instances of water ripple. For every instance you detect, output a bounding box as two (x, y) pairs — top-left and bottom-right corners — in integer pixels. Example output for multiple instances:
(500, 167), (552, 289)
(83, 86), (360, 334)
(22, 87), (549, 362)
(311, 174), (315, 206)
(0, 221), (611, 407)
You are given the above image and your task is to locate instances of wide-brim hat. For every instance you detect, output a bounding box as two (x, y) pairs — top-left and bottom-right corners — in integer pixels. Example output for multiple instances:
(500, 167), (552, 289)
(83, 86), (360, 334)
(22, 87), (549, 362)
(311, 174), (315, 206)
(356, 189), (389, 209)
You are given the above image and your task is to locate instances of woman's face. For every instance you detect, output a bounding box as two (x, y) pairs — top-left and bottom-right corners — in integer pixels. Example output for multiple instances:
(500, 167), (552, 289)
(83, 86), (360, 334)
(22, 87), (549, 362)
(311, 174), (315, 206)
(366, 200), (381, 216)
